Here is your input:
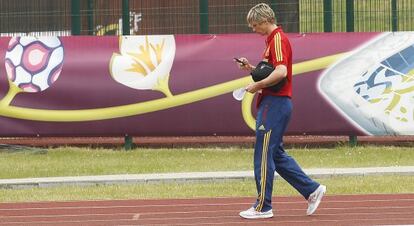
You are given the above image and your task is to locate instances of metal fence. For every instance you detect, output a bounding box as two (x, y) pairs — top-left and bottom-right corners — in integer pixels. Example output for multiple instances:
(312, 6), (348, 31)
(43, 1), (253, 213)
(0, 0), (413, 36)
(300, 0), (414, 32)
(0, 0), (72, 36)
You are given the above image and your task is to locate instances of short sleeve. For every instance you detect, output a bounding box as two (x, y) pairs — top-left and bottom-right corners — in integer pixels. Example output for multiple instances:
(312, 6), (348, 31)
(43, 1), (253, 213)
(268, 33), (289, 67)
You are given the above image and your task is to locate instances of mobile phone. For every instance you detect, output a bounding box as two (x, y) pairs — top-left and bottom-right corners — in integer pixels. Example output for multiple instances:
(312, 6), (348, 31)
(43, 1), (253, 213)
(234, 57), (246, 65)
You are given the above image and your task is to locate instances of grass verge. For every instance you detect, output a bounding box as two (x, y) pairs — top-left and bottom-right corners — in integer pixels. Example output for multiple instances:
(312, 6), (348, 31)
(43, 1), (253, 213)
(0, 175), (413, 203)
(0, 146), (413, 179)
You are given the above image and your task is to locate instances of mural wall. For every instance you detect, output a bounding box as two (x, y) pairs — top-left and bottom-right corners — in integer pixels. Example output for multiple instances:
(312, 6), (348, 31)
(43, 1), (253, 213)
(0, 32), (412, 136)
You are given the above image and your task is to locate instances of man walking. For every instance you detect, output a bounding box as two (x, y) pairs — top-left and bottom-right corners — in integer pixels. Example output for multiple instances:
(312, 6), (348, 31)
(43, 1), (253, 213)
(236, 3), (326, 219)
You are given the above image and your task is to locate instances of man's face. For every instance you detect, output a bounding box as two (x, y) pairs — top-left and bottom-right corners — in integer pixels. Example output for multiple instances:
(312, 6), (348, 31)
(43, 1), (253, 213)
(249, 21), (269, 35)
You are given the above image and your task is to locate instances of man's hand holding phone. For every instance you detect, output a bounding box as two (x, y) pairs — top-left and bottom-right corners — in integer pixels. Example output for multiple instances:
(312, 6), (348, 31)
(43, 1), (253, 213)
(234, 57), (246, 65)
(234, 57), (254, 71)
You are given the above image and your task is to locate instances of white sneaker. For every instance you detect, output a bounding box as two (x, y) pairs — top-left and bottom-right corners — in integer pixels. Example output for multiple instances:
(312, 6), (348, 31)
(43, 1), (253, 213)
(239, 207), (273, 219)
(307, 185), (326, 215)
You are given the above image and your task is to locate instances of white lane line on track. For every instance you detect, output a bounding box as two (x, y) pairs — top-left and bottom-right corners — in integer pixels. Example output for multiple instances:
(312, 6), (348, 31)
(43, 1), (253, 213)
(0, 194), (411, 206)
(3, 207), (414, 221)
(1, 212), (134, 220)
(141, 210), (414, 219)
(1, 219), (139, 225)
(2, 198), (414, 211)
(135, 211), (414, 221)
(118, 217), (414, 226)
(3, 205), (414, 219)
(0, 202), (251, 211)
(379, 225), (414, 226)
(5, 211), (414, 225)
(157, 219), (414, 226)
(118, 216), (414, 226)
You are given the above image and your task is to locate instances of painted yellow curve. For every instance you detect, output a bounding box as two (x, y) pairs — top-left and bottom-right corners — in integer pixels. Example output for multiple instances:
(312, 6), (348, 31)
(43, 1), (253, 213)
(0, 53), (345, 124)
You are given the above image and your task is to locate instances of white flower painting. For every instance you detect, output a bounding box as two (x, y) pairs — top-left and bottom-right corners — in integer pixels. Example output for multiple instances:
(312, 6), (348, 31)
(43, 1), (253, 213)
(110, 35), (175, 96)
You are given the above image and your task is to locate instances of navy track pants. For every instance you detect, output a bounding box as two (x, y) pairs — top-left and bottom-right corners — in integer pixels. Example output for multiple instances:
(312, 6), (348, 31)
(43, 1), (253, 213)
(253, 96), (319, 212)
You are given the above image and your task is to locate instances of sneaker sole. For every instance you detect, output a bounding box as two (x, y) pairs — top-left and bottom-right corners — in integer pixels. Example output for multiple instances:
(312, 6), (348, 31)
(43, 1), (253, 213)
(239, 212), (274, 219)
(307, 186), (327, 216)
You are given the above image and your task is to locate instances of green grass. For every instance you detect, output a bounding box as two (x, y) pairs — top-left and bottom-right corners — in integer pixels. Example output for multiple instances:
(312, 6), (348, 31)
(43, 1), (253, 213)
(0, 146), (413, 203)
(1, 146), (413, 179)
(0, 175), (412, 203)
(290, 146), (414, 168)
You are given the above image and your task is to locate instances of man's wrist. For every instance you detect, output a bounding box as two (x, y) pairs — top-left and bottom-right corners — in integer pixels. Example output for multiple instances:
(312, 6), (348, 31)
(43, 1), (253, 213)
(256, 80), (267, 89)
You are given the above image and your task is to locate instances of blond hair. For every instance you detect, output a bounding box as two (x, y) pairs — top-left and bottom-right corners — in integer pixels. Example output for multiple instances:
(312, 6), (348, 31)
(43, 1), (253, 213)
(246, 3), (276, 25)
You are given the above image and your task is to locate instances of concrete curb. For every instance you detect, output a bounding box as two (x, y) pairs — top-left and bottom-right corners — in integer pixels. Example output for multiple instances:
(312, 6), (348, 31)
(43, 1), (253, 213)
(1, 166), (413, 189)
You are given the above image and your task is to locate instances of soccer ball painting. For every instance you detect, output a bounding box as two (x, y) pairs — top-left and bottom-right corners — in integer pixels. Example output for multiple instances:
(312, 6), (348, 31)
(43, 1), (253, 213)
(318, 32), (414, 135)
(4, 37), (64, 93)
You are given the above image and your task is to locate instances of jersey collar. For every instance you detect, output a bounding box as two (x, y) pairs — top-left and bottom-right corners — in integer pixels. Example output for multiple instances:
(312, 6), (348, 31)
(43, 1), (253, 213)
(266, 26), (282, 44)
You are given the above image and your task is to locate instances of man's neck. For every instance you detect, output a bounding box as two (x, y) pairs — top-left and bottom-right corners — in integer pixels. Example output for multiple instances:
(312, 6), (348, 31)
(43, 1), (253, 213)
(266, 24), (278, 36)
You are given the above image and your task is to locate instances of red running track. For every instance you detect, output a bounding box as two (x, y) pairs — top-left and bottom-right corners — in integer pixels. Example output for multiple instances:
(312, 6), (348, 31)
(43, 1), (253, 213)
(1, 194), (414, 226)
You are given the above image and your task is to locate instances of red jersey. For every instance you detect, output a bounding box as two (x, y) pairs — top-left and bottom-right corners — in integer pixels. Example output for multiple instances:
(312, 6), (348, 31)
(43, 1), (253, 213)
(257, 26), (292, 106)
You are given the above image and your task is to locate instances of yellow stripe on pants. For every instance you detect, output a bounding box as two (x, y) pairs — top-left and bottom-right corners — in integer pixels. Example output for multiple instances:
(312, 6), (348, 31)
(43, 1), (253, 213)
(256, 130), (271, 211)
